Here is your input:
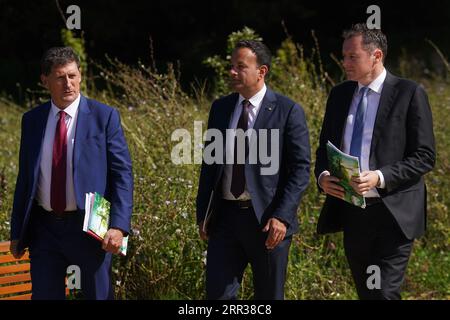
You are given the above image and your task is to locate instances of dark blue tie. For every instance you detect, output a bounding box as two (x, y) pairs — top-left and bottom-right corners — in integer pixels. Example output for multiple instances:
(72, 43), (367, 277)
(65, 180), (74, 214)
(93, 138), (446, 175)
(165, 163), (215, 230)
(349, 87), (369, 164)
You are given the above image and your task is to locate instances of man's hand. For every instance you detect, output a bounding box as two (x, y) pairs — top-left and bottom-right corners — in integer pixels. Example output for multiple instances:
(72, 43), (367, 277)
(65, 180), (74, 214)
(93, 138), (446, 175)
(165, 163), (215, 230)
(198, 221), (208, 241)
(262, 218), (287, 250)
(319, 172), (345, 199)
(9, 240), (25, 259)
(350, 170), (380, 195)
(102, 228), (124, 254)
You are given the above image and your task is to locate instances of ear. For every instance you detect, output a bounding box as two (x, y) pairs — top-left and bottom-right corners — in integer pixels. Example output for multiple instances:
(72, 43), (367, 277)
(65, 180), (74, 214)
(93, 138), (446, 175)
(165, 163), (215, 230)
(258, 65), (269, 80)
(373, 49), (383, 64)
(40, 74), (49, 89)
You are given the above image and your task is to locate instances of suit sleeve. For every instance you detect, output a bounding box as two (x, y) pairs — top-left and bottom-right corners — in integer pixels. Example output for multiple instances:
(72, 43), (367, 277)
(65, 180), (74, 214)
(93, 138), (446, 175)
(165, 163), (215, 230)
(314, 87), (335, 192)
(271, 103), (311, 226)
(380, 85), (436, 192)
(106, 108), (134, 235)
(196, 101), (219, 225)
(10, 114), (28, 241)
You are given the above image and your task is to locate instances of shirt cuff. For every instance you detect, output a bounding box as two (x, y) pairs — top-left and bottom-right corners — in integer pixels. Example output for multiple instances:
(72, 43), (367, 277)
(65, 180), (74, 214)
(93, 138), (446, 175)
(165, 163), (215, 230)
(318, 170), (330, 189)
(375, 170), (385, 188)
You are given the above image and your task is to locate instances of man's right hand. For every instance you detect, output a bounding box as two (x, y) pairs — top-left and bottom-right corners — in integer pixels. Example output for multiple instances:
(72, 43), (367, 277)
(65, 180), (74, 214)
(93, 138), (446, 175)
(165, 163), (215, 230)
(10, 240), (25, 259)
(319, 172), (345, 199)
(198, 222), (208, 241)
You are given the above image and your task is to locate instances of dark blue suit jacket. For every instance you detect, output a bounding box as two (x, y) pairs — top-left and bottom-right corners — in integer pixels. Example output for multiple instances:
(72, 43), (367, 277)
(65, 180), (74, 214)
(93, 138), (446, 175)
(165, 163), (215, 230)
(196, 87), (310, 236)
(315, 72), (435, 239)
(10, 95), (133, 251)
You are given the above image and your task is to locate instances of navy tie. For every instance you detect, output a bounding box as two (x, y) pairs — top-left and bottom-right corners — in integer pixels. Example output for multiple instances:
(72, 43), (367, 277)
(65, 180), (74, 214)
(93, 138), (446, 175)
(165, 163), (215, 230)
(231, 100), (250, 199)
(349, 87), (369, 164)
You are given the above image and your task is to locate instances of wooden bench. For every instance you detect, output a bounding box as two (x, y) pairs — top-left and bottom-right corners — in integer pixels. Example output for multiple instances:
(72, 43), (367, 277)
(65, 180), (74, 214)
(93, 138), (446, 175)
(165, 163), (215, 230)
(0, 241), (73, 300)
(0, 241), (32, 300)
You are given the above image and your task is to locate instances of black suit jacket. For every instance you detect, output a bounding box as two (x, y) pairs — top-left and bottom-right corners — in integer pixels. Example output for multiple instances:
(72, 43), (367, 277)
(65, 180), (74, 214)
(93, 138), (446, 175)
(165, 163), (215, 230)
(315, 72), (435, 240)
(196, 87), (311, 237)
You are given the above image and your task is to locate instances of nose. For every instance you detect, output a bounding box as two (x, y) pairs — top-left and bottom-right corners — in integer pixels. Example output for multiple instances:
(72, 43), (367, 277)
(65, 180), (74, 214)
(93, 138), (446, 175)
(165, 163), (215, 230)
(230, 66), (238, 77)
(342, 57), (350, 69)
(63, 75), (71, 88)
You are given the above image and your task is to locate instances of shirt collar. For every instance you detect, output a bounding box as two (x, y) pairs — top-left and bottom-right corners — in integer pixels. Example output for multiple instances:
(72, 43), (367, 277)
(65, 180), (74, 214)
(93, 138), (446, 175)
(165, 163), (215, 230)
(50, 93), (81, 119)
(358, 68), (386, 94)
(237, 84), (267, 109)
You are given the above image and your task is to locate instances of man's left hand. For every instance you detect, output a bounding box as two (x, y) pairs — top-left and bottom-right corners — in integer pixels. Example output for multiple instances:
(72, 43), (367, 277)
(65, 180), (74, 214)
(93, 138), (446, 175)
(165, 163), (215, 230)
(102, 228), (124, 254)
(262, 218), (287, 250)
(350, 170), (380, 195)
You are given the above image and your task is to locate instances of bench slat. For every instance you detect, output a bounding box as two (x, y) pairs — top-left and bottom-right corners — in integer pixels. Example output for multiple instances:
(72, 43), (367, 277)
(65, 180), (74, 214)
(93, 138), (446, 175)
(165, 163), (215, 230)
(0, 273), (31, 285)
(0, 252), (30, 264)
(0, 263), (31, 275)
(0, 242), (10, 253)
(0, 283), (32, 295)
(0, 292), (32, 300)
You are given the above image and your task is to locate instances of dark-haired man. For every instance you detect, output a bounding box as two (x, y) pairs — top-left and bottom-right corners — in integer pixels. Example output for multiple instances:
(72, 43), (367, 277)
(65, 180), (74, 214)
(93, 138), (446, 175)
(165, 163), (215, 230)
(10, 46), (133, 299)
(315, 24), (435, 299)
(196, 40), (310, 299)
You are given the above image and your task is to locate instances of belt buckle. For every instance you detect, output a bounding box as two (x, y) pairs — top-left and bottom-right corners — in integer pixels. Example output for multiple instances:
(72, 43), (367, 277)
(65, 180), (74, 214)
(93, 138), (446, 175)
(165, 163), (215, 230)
(238, 201), (251, 209)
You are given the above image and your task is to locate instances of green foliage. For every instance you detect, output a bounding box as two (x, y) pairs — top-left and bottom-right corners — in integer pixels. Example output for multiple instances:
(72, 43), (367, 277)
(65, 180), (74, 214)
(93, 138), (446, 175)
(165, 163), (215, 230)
(61, 29), (87, 94)
(0, 27), (448, 299)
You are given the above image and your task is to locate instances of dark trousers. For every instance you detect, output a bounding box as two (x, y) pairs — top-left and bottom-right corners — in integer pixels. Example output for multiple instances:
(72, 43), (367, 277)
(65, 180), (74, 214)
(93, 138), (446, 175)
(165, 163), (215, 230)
(343, 202), (413, 300)
(29, 205), (113, 300)
(206, 200), (292, 300)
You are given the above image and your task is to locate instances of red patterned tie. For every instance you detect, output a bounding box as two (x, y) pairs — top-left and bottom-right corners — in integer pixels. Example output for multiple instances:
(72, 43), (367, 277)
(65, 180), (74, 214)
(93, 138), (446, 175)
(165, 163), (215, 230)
(51, 111), (67, 214)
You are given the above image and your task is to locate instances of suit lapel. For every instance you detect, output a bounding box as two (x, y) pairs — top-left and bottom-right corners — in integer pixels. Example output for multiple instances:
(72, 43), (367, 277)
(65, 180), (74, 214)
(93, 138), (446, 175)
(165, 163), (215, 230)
(253, 87), (277, 131)
(73, 95), (91, 167)
(31, 102), (51, 183)
(336, 82), (358, 149)
(369, 72), (399, 168)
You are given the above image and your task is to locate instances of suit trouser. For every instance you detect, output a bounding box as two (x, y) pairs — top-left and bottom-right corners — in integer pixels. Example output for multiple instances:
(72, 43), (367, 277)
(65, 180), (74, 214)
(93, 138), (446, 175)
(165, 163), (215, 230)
(28, 205), (113, 300)
(343, 201), (413, 300)
(206, 200), (292, 300)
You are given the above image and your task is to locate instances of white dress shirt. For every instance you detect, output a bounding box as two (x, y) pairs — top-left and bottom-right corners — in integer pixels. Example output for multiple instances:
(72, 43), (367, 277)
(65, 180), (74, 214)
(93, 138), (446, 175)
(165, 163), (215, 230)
(36, 94), (80, 211)
(320, 69), (387, 197)
(222, 84), (266, 200)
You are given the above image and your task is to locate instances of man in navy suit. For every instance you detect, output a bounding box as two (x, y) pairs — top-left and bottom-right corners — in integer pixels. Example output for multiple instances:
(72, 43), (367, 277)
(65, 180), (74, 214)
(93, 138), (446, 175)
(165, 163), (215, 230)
(9, 47), (133, 299)
(196, 40), (310, 299)
(315, 24), (435, 299)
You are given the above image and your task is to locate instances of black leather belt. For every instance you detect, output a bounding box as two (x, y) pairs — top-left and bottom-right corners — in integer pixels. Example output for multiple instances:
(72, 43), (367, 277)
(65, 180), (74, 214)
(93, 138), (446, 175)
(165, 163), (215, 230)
(34, 204), (78, 220)
(223, 199), (253, 209)
(365, 197), (382, 207)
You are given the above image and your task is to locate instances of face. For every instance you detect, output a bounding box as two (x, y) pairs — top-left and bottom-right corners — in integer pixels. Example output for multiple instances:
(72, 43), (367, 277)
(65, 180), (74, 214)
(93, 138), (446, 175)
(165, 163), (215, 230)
(342, 35), (382, 85)
(230, 47), (267, 98)
(41, 61), (81, 109)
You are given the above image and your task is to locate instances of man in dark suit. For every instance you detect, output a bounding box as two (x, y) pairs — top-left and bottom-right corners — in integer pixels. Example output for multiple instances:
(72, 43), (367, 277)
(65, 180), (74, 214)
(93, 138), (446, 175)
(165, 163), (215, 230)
(196, 40), (310, 300)
(315, 24), (435, 299)
(9, 47), (133, 299)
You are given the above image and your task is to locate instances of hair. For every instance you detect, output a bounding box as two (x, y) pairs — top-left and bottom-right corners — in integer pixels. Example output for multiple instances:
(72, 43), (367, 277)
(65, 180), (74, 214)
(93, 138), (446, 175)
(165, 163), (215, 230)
(342, 23), (388, 62)
(41, 46), (80, 76)
(234, 40), (272, 73)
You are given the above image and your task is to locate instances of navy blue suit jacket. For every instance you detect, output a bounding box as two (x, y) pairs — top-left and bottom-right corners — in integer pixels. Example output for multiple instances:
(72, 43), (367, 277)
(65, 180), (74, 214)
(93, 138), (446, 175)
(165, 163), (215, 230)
(10, 95), (133, 252)
(196, 87), (310, 237)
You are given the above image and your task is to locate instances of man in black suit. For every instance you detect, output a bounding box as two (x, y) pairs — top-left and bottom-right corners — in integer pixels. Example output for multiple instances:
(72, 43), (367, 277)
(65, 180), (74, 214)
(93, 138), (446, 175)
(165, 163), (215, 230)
(196, 40), (310, 299)
(315, 24), (435, 299)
